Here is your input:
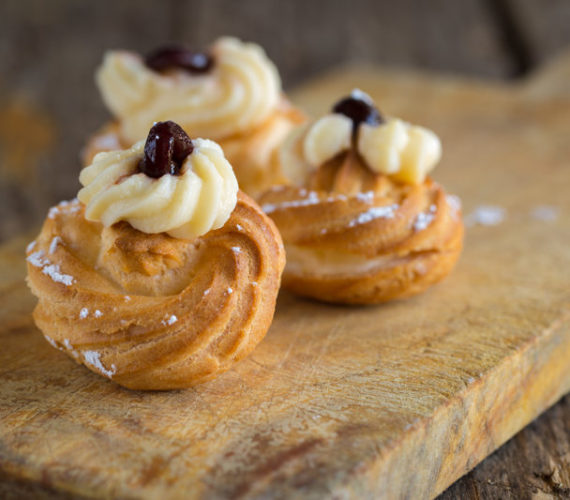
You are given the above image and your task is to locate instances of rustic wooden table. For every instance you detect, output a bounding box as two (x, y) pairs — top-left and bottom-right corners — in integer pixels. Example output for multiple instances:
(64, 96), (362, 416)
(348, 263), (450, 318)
(0, 1), (569, 498)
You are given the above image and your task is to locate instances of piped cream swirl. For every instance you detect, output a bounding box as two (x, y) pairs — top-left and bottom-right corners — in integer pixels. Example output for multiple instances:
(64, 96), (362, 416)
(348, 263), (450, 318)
(280, 92), (442, 185)
(358, 119), (441, 184)
(78, 139), (238, 239)
(97, 37), (281, 144)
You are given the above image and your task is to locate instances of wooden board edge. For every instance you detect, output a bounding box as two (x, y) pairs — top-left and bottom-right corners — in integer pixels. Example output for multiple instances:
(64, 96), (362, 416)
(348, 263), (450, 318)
(331, 313), (570, 499)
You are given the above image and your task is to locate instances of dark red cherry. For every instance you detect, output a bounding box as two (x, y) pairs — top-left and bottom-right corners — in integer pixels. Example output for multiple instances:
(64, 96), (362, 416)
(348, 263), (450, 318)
(332, 94), (384, 131)
(138, 121), (194, 178)
(145, 45), (213, 73)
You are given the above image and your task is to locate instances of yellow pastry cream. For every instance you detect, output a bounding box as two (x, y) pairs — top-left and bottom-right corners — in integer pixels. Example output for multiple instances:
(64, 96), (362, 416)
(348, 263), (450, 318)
(97, 37), (281, 145)
(281, 88), (442, 185)
(89, 37), (305, 197)
(78, 121), (238, 240)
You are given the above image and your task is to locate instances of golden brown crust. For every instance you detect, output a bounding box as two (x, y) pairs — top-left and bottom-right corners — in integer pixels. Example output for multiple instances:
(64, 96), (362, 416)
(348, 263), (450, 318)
(220, 100), (306, 197)
(82, 99), (306, 198)
(26, 193), (285, 390)
(258, 152), (463, 304)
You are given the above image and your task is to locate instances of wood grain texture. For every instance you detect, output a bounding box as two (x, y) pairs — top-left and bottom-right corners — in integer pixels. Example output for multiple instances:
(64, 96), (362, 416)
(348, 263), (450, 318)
(1, 57), (570, 498)
(440, 394), (570, 499)
(4, 0), (570, 242)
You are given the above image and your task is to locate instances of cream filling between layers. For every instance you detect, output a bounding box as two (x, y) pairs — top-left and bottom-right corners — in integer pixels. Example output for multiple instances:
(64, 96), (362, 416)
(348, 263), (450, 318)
(78, 139), (238, 239)
(97, 37), (281, 143)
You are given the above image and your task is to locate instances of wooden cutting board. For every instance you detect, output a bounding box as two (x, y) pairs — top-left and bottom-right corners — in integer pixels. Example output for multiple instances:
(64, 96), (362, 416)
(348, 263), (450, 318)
(1, 53), (569, 499)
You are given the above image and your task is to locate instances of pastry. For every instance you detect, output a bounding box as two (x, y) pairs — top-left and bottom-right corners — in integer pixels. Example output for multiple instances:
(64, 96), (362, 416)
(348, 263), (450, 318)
(27, 121), (285, 390)
(83, 37), (305, 198)
(259, 90), (463, 304)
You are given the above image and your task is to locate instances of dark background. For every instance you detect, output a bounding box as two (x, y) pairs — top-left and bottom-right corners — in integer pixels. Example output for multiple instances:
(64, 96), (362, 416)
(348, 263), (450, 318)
(0, 1), (570, 498)
(1, 0), (570, 242)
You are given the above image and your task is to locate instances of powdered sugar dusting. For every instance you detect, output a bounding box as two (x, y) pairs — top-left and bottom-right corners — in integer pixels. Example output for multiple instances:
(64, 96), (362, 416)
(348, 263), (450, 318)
(465, 205), (506, 227)
(48, 199), (81, 219)
(161, 314), (177, 326)
(48, 206), (60, 219)
(203, 288), (211, 296)
(124, 295), (131, 302)
(413, 204), (437, 232)
(63, 339), (79, 358)
(27, 250), (48, 268)
(446, 194), (462, 216)
(94, 309), (103, 318)
(531, 205), (558, 222)
(42, 264), (74, 286)
(348, 204), (399, 227)
(227, 287), (233, 294)
(262, 191), (320, 214)
(262, 191), (349, 214)
(79, 308), (89, 319)
(236, 224), (244, 232)
(82, 350), (116, 379)
(355, 191), (375, 204)
(26, 241), (36, 253)
(27, 250), (74, 286)
(231, 246), (241, 255)
(49, 236), (62, 254)
(44, 335), (58, 349)
(45, 335), (80, 360)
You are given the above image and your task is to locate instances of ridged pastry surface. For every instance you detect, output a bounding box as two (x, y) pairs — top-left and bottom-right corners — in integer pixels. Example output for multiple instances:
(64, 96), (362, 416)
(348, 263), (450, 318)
(218, 99), (305, 197)
(26, 193), (285, 390)
(259, 152), (463, 304)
